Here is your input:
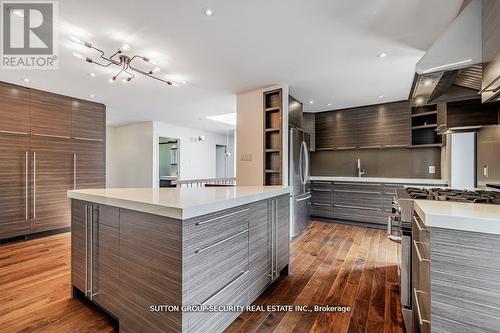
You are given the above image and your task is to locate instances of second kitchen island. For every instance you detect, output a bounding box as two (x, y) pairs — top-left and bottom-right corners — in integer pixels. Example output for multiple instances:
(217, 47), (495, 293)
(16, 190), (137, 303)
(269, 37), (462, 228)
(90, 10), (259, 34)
(67, 186), (291, 333)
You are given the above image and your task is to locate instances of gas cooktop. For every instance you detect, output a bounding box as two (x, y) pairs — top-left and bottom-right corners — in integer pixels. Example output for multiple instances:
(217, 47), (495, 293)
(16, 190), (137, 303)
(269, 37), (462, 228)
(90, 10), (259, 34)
(405, 187), (500, 204)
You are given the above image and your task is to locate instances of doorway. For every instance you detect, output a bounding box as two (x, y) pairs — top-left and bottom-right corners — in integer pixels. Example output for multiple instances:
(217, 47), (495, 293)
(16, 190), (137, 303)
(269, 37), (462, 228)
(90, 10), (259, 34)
(215, 145), (227, 178)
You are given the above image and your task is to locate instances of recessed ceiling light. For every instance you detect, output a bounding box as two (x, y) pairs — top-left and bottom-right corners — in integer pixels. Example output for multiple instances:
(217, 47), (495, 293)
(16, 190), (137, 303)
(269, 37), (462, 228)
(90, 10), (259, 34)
(377, 52), (388, 58)
(153, 66), (161, 73)
(87, 72), (96, 77)
(172, 82), (179, 87)
(89, 94), (95, 98)
(22, 78), (31, 82)
(423, 79), (433, 86)
(109, 78), (115, 83)
(120, 43), (130, 52)
(378, 95), (384, 99)
(309, 100), (314, 105)
(182, 80), (187, 85)
(202, 7), (214, 16)
(415, 97), (425, 104)
(326, 102), (333, 107)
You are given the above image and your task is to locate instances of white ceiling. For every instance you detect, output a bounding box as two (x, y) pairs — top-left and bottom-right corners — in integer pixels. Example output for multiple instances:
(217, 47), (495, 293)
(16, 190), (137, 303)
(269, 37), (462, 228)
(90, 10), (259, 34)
(0, 0), (463, 132)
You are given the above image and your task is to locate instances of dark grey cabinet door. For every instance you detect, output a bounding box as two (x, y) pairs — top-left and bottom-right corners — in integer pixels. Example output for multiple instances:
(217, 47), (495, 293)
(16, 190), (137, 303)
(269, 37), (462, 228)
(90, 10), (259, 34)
(71, 200), (87, 294)
(0, 135), (30, 239)
(248, 200), (272, 302)
(30, 137), (73, 233)
(92, 205), (120, 317)
(276, 195), (290, 274)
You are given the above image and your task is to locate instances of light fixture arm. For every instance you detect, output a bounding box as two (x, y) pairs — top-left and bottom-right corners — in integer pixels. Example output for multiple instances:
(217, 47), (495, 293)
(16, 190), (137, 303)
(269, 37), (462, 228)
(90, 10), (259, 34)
(71, 37), (173, 85)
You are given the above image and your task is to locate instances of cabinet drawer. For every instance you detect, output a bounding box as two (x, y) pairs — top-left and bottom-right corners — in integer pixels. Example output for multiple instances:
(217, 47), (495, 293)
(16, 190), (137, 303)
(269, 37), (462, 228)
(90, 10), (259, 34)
(333, 204), (387, 224)
(185, 229), (249, 305)
(310, 181), (333, 189)
(185, 206), (250, 251)
(188, 270), (249, 333)
(310, 202), (333, 218)
(310, 189), (333, 204)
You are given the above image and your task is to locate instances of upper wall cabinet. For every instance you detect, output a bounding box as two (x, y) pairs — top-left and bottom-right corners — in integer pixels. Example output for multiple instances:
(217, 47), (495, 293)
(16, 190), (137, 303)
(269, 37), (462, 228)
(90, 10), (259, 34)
(481, 0), (500, 103)
(72, 100), (106, 142)
(315, 101), (410, 150)
(0, 82), (30, 135)
(30, 90), (72, 139)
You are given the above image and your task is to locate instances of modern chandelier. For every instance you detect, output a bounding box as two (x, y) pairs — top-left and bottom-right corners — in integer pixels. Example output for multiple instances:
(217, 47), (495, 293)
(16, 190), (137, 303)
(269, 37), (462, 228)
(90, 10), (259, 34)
(70, 36), (173, 85)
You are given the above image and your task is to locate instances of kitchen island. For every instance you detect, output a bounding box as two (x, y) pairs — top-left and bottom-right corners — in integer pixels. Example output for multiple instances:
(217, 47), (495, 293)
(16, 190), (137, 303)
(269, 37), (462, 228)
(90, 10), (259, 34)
(67, 186), (290, 333)
(411, 200), (500, 333)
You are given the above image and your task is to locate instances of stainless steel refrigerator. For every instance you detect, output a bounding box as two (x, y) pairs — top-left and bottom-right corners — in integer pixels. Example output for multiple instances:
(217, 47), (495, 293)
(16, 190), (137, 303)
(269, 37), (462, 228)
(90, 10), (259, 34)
(289, 127), (311, 238)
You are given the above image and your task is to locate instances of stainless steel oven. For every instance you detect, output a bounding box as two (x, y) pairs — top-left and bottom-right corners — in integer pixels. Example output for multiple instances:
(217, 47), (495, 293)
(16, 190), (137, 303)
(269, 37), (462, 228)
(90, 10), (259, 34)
(388, 188), (414, 333)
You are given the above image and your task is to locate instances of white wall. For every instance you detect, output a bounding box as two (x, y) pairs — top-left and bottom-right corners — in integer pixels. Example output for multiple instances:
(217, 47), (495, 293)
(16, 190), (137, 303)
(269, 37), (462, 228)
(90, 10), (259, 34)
(236, 84), (289, 186)
(106, 122), (155, 188)
(450, 132), (476, 189)
(152, 121), (235, 187)
(106, 121), (235, 188)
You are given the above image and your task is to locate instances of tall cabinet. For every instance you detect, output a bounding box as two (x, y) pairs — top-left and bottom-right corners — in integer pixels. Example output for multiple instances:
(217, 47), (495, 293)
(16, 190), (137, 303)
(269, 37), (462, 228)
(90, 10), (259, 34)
(0, 81), (106, 241)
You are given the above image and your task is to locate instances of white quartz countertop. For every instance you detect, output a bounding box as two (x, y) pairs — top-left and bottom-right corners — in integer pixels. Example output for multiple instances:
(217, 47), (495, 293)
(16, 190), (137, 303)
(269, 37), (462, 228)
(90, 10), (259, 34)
(68, 186), (290, 219)
(309, 176), (448, 185)
(414, 200), (500, 234)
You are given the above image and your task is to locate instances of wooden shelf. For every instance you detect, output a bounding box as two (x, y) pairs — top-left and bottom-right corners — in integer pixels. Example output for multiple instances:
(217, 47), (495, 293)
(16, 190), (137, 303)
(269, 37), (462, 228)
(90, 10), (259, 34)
(265, 106), (280, 112)
(411, 143), (443, 148)
(411, 111), (437, 117)
(263, 88), (283, 186)
(412, 124), (437, 130)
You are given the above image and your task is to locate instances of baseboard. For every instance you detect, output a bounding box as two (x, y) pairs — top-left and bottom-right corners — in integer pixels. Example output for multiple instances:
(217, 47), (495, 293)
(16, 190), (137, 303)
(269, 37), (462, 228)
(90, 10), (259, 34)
(0, 227), (71, 245)
(311, 216), (386, 230)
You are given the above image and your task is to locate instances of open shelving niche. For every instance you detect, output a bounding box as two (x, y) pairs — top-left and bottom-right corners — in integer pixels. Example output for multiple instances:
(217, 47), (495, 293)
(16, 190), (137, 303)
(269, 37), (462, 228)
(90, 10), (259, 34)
(411, 104), (443, 147)
(263, 88), (283, 185)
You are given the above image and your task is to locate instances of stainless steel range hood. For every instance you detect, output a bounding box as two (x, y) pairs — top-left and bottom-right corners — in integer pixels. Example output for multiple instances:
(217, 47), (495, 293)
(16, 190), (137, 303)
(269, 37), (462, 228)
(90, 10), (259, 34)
(409, 0), (483, 106)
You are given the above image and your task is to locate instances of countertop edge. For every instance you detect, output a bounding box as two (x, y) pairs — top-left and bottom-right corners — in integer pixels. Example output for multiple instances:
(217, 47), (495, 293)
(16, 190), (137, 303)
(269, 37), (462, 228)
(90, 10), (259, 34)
(309, 176), (448, 185)
(414, 200), (500, 235)
(67, 187), (291, 220)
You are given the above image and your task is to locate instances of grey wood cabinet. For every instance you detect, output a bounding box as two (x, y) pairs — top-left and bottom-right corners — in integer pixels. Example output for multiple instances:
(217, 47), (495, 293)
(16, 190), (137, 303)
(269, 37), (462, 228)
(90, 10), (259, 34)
(310, 181), (397, 226)
(71, 202), (120, 317)
(0, 81), (106, 242)
(71, 195), (290, 333)
(315, 101), (411, 150)
(412, 208), (500, 332)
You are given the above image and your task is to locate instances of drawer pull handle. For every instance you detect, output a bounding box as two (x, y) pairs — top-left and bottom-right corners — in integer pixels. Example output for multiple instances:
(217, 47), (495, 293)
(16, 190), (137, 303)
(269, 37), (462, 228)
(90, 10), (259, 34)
(195, 229), (248, 254)
(316, 147), (334, 151)
(312, 203), (331, 207)
(74, 137), (104, 142)
(311, 188), (331, 192)
(413, 240), (430, 262)
(32, 133), (70, 139)
(200, 270), (248, 305)
(334, 182), (382, 186)
(413, 215), (428, 232)
(336, 146), (356, 150)
(0, 130), (28, 135)
(334, 204), (381, 211)
(413, 288), (431, 326)
(334, 189), (382, 195)
(359, 145), (381, 149)
(195, 208), (250, 226)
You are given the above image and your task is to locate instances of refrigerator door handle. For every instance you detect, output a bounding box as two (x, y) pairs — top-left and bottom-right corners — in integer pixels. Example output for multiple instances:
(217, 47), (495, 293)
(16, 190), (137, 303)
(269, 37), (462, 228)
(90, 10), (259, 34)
(302, 140), (309, 184)
(298, 139), (304, 185)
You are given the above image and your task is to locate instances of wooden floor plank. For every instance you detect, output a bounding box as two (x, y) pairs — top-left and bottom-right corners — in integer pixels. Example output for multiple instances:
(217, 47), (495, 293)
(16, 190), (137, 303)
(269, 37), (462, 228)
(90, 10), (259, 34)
(0, 221), (404, 333)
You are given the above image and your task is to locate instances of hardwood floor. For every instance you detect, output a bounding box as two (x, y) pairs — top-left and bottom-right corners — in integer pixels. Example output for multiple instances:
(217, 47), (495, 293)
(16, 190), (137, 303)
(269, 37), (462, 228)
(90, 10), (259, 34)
(0, 221), (404, 333)
(0, 233), (116, 333)
(225, 221), (404, 333)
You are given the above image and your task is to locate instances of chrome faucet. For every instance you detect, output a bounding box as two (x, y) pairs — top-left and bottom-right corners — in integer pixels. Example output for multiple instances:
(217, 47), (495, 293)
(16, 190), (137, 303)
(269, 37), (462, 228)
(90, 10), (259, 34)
(357, 158), (365, 178)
